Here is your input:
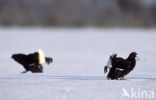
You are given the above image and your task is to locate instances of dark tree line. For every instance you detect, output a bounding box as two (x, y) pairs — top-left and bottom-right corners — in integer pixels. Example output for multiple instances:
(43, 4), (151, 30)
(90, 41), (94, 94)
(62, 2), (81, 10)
(0, 0), (156, 27)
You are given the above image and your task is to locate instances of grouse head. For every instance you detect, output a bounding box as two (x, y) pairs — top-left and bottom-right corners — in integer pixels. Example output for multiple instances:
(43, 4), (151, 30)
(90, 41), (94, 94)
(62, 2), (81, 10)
(127, 52), (137, 60)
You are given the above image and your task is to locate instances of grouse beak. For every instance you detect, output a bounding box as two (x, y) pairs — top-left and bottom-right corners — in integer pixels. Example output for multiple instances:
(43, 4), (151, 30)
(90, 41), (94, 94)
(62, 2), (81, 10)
(135, 53), (138, 59)
(135, 53), (138, 57)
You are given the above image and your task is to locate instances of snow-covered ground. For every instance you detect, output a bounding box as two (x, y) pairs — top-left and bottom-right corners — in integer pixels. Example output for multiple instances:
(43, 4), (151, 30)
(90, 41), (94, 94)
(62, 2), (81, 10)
(0, 27), (156, 100)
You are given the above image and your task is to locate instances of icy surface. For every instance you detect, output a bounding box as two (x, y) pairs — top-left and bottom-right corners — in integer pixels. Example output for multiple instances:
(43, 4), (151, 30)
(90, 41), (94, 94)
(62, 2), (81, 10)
(0, 27), (156, 100)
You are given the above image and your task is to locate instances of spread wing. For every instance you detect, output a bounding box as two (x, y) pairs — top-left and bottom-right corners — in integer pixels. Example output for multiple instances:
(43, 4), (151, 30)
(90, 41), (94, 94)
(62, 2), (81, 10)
(11, 54), (28, 66)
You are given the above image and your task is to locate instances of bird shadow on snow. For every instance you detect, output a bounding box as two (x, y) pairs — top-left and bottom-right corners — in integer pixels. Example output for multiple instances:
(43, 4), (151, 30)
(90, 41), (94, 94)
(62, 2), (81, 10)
(36, 75), (156, 81)
(0, 75), (156, 81)
(41, 75), (107, 81)
(126, 76), (156, 81)
(0, 75), (106, 81)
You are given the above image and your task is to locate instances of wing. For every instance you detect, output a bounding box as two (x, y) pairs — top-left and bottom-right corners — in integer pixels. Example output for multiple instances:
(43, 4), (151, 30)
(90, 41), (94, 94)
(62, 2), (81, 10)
(45, 57), (53, 65)
(110, 57), (135, 79)
(11, 53), (28, 66)
(112, 58), (129, 69)
(28, 52), (39, 65)
(122, 60), (136, 76)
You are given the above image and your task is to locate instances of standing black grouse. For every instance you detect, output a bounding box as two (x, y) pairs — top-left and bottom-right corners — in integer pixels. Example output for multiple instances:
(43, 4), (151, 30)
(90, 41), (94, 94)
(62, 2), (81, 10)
(11, 49), (53, 73)
(104, 52), (137, 80)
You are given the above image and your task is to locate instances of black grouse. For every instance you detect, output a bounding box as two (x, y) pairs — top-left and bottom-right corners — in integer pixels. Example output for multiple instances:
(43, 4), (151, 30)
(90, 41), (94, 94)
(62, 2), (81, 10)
(104, 52), (137, 80)
(11, 49), (53, 73)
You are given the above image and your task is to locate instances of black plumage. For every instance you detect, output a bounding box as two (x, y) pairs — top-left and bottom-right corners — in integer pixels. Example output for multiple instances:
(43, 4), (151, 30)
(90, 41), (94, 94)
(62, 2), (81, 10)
(106, 52), (137, 80)
(12, 51), (53, 73)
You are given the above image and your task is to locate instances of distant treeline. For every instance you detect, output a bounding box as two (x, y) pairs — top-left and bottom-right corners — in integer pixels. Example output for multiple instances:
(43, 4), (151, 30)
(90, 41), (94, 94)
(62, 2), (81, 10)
(0, 0), (156, 27)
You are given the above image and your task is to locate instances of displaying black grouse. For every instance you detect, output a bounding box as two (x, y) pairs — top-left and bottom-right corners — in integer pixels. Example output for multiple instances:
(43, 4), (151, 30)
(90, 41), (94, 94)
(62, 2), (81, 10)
(104, 52), (137, 80)
(12, 49), (53, 73)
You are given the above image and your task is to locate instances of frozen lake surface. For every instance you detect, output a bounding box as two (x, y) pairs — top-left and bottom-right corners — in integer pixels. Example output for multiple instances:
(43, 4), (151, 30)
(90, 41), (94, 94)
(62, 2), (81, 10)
(0, 27), (156, 100)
